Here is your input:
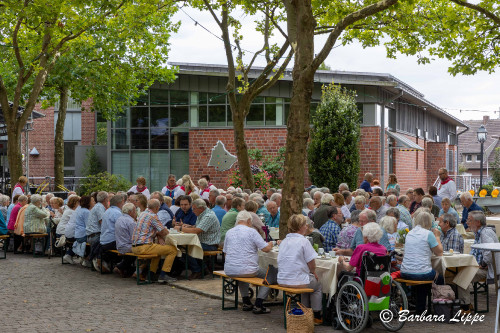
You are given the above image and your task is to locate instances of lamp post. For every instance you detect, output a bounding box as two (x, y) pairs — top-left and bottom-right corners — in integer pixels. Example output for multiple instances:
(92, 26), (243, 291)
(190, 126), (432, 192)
(477, 124), (488, 189)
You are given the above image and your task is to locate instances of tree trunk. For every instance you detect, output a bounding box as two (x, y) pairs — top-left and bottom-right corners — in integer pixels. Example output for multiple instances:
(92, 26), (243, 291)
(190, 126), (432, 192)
(7, 118), (23, 189)
(54, 86), (68, 191)
(279, 0), (316, 239)
(232, 105), (255, 190)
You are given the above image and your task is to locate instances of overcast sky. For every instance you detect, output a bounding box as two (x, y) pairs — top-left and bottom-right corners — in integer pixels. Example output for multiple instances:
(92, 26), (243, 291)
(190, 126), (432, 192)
(168, 8), (500, 123)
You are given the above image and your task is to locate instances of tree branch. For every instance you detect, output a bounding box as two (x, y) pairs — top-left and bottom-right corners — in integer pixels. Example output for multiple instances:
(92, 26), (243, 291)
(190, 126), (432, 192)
(450, 0), (500, 26)
(311, 0), (399, 70)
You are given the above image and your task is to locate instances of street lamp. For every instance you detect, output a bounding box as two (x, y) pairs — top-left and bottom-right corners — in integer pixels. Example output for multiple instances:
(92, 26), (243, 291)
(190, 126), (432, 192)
(477, 124), (488, 189)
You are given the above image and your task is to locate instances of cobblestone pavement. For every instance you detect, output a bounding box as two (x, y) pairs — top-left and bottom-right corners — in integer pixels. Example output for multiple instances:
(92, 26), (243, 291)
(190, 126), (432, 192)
(0, 254), (496, 333)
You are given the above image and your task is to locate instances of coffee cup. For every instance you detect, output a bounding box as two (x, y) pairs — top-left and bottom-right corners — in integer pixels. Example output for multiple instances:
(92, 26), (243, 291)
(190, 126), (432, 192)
(329, 250), (336, 257)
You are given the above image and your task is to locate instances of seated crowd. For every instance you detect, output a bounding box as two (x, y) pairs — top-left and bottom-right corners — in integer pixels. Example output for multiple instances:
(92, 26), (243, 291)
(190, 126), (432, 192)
(1, 168), (497, 321)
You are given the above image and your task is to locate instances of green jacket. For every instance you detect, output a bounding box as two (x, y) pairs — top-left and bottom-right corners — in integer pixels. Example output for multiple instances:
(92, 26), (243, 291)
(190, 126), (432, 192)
(220, 208), (238, 243)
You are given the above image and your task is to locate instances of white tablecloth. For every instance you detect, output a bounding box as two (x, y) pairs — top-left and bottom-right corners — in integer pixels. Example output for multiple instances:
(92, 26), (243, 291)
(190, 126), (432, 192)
(258, 250), (342, 296)
(269, 228), (279, 240)
(431, 254), (479, 289)
(464, 239), (475, 254)
(165, 233), (204, 259)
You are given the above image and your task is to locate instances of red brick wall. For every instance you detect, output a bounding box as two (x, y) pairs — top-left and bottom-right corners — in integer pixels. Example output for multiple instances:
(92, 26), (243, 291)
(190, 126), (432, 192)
(426, 142), (447, 189)
(358, 126), (381, 185)
(81, 100), (96, 145)
(392, 134), (428, 192)
(189, 128), (294, 189)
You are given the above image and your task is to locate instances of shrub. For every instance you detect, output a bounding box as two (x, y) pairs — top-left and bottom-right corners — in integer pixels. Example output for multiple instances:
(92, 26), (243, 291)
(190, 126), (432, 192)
(228, 170), (271, 192)
(79, 172), (131, 196)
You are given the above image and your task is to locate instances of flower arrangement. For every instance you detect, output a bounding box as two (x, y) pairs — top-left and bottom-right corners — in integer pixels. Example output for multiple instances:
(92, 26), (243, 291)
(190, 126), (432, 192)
(492, 189), (499, 198)
(479, 189), (488, 197)
(397, 228), (410, 245)
(469, 189), (475, 197)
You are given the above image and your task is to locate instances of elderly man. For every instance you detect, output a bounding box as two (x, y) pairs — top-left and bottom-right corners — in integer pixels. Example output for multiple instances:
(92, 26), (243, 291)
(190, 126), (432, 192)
(98, 193), (126, 272)
(173, 195), (197, 226)
(265, 188), (277, 205)
(334, 209), (391, 256)
(212, 195), (227, 224)
(161, 174), (185, 199)
(208, 189), (219, 209)
(253, 196), (271, 222)
(359, 173), (373, 193)
(132, 199), (178, 283)
(224, 193), (233, 212)
(460, 192), (483, 229)
(176, 199), (221, 280)
(437, 168), (456, 201)
(397, 195), (412, 229)
(369, 196), (388, 223)
(113, 203), (137, 277)
(312, 190), (324, 209)
(312, 193), (336, 229)
(220, 197), (245, 243)
(338, 183), (349, 194)
(224, 210), (273, 313)
(151, 191), (174, 227)
(386, 195), (398, 208)
(269, 193), (282, 210)
(386, 207), (408, 231)
(319, 207), (343, 252)
(266, 201), (280, 228)
(87, 191), (108, 265)
(457, 211), (499, 312)
(438, 213), (464, 253)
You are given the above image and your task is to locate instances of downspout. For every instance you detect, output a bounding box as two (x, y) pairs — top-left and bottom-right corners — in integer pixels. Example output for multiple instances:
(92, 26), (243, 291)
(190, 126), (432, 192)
(381, 89), (403, 188)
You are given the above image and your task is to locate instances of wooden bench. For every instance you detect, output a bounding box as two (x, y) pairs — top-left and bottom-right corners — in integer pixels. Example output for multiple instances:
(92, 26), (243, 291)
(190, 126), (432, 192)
(213, 270), (313, 329)
(0, 234), (9, 259)
(24, 233), (48, 258)
(395, 278), (433, 311)
(107, 249), (159, 285)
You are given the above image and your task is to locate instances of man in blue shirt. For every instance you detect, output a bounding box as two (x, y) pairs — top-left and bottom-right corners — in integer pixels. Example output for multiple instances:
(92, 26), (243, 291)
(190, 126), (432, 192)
(98, 193), (126, 272)
(173, 195), (197, 226)
(212, 195), (227, 225)
(359, 173), (373, 193)
(266, 201), (280, 228)
(319, 207), (343, 251)
(460, 192), (483, 229)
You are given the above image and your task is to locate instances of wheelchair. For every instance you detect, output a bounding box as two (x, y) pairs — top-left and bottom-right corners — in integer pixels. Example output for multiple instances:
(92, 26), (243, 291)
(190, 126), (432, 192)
(332, 252), (408, 333)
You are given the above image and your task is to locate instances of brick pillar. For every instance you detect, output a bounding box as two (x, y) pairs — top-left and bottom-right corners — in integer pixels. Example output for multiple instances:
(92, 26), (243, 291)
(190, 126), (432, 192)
(358, 126), (381, 185)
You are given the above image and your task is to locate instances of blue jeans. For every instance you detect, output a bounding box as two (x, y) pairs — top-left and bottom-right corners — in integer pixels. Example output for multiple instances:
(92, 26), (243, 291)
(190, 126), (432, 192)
(401, 269), (436, 314)
(188, 243), (218, 273)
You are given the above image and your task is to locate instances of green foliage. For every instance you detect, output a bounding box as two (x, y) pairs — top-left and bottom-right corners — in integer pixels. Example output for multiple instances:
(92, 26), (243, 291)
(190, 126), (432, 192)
(248, 146), (286, 188)
(458, 163), (468, 174)
(79, 172), (131, 196)
(96, 122), (107, 146)
(480, 184), (494, 196)
(492, 148), (500, 186)
(307, 84), (361, 191)
(81, 146), (103, 177)
(318, 62), (332, 71)
(228, 170), (271, 192)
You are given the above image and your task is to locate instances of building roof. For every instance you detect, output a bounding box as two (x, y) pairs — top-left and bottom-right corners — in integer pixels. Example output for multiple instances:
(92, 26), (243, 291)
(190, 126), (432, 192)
(170, 62), (467, 128)
(458, 117), (500, 169)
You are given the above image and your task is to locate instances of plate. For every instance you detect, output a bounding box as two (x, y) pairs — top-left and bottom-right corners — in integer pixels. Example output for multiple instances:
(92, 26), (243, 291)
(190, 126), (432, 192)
(443, 252), (454, 256)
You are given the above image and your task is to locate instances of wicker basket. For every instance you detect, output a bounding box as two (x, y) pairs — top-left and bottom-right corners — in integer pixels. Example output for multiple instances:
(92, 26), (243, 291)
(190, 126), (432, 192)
(286, 298), (314, 333)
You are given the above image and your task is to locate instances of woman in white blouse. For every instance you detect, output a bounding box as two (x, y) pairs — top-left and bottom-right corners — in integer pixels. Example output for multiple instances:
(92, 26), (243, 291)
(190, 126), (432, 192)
(278, 214), (323, 325)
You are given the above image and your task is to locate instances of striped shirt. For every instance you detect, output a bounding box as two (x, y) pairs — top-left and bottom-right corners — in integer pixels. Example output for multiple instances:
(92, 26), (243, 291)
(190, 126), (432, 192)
(397, 204), (413, 229)
(132, 209), (164, 245)
(440, 227), (464, 253)
(319, 220), (342, 252)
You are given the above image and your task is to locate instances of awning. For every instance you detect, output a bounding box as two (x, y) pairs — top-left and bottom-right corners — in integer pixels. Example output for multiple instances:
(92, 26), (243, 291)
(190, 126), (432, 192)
(386, 130), (424, 151)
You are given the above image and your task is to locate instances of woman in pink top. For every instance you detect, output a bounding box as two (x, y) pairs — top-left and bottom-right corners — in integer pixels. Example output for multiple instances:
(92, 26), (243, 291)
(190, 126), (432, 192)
(7, 195), (27, 231)
(338, 222), (387, 275)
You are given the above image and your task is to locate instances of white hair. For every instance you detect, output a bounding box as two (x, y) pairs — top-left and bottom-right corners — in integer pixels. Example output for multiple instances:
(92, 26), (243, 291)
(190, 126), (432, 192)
(380, 216), (397, 234)
(386, 195), (397, 204)
(236, 210), (252, 223)
(122, 203), (136, 215)
(270, 193), (282, 202)
(460, 192), (473, 201)
(303, 198), (314, 208)
(321, 193), (334, 205)
(30, 194), (43, 206)
(354, 195), (366, 204)
(362, 222), (383, 243)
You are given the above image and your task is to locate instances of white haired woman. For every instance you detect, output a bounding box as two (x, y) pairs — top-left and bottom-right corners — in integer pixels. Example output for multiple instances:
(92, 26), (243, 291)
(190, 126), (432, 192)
(224, 210), (273, 314)
(23, 194), (50, 255)
(338, 222), (387, 275)
(401, 211), (443, 314)
(380, 216), (398, 252)
(278, 214), (323, 325)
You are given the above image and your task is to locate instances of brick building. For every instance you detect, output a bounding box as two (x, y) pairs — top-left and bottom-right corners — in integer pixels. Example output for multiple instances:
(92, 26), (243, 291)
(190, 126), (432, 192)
(5, 63), (467, 194)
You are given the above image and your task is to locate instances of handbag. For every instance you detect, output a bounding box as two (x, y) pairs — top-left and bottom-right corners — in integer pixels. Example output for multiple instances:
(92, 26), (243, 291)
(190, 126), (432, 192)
(431, 274), (455, 301)
(263, 264), (278, 285)
(286, 298), (314, 333)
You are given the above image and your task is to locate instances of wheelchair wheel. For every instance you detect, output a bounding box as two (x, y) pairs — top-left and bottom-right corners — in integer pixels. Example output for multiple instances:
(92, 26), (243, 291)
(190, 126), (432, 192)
(336, 281), (369, 333)
(332, 317), (342, 330)
(224, 279), (235, 295)
(380, 281), (408, 332)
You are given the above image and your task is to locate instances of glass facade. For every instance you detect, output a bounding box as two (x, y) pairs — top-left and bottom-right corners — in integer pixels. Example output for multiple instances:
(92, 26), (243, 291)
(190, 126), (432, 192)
(110, 88), (310, 190)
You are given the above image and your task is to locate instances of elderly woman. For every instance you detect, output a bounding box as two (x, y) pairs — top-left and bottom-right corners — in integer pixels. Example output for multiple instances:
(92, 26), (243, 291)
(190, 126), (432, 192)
(386, 195), (398, 208)
(243, 200), (265, 238)
(438, 197), (460, 223)
(278, 214), (323, 325)
(380, 216), (398, 251)
(401, 211), (443, 314)
(422, 195), (440, 218)
(62, 196), (81, 264)
(23, 194), (50, 234)
(334, 193), (351, 220)
(338, 222), (387, 275)
(0, 194), (10, 222)
(302, 198), (314, 216)
(198, 178), (210, 200)
(335, 210), (360, 249)
(350, 195), (367, 213)
(49, 197), (65, 224)
(56, 196), (79, 238)
(224, 210), (273, 313)
(73, 195), (95, 266)
(305, 217), (325, 249)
